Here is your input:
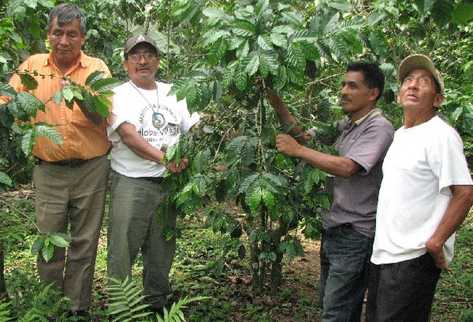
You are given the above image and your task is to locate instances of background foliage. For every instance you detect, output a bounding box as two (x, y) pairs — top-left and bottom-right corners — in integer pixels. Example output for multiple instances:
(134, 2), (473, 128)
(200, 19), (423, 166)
(1, 0), (473, 320)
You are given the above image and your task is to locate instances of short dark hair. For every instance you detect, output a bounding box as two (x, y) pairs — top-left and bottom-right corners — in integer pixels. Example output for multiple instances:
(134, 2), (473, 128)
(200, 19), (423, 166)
(346, 62), (385, 101)
(48, 4), (86, 34)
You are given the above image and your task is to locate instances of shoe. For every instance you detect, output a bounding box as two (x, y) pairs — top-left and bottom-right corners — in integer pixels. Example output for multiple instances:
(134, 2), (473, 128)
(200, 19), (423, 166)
(150, 305), (165, 316)
(67, 310), (91, 321)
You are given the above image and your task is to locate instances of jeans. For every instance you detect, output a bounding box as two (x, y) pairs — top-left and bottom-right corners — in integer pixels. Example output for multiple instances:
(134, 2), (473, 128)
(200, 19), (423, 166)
(320, 224), (373, 322)
(367, 253), (441, 322)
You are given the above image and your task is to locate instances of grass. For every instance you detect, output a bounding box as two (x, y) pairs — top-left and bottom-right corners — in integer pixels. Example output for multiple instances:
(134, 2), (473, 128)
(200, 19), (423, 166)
(2, 194), (473, 321)
(431, 215), (473, 322)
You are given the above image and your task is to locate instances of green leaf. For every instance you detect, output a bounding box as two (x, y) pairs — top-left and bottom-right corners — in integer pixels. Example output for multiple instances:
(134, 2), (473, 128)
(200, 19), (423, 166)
(72, 87), (84, 100)
(273, 66), (287, 91)
(286, 43), (305, 70)
(324, 12), (341, 34)
(258, 251), (276, 263)
(203, 7), (227, 20)
(48, 233), (70, 248)
(31, 237), (44, 256)
(21, 128), (35, 156)
(35, 124), (63, 145)
(237, 40), (250, 59)
(19, 72), (38, 90)
(203, 30), (231, 46)
(91, 95), (111, 118)
(208, 39), (228, 65)
(239, 173), (260, 194)
(246, 53), (260, 76)
(257, 35), (273, 50)
(15, 92), (44, 117)
(451, 107), (463, 123)
(90, 77), (121, 93)
(270, 32), (287, 47)
(452, 3), (473, 25)
(367, 11), (386, 25)
(303, 168), (326, 194)
(262, 172), (288, 188)
(85, 70), (104, 86)
(328, 1), (352, 12)
(431, 0), (453, 26)
(247, 187), (263, 213)
(62, 87), (74, 101)
(0, 82), (16, 97)
(233, 19), (256, 37)
(38, 0), (54, 7)
(379, 62), (395, 77)
(272, 25), (294, 35)
(235, 70), (247, 91)
(255, 0), (270, 18)
(52, 90), (63, 104)
(42, 243), (54, 262)
(279, 238), (304, 260)
(24, 0), (38, 9)
(261, 189), (275, 210)
(0, 171), (13, 187)
(281, 12), (303, 27)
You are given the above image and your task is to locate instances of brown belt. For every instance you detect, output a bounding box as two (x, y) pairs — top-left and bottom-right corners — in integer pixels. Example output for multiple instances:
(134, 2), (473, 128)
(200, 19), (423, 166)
(140, 177), (164, 184)
(38, 158), (90, 167)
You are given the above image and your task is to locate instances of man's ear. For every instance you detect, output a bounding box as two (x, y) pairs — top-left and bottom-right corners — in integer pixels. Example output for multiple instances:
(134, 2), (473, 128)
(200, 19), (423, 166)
(370, 88), (380, 102)
(433, 93), (444, 109)
(80, 33), (86, 47)
(123, 60), (128, 72)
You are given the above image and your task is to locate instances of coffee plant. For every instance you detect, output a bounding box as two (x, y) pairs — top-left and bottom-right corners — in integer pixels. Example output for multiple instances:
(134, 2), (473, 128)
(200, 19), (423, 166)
(1, 0), (473, 315)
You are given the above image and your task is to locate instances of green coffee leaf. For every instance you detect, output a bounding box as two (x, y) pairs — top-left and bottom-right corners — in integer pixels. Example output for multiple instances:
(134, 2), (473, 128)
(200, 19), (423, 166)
(0, 171), (13, 187)
(85, 70), (104, 85)
(19, 72), (38, 90)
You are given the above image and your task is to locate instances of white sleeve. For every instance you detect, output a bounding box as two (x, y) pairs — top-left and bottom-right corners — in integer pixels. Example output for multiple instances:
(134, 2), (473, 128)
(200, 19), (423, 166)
(179, 99), (200, 133)
(428, 128), (473, 194)
(107, 89), (141, 142)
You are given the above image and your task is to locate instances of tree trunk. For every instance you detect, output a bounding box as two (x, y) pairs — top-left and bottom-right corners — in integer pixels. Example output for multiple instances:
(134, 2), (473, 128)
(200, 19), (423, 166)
(0, 241), (7, 300)
(269, 220), (289, 292)
(250, 239), (262, 293)
(270, 252), (283, 293)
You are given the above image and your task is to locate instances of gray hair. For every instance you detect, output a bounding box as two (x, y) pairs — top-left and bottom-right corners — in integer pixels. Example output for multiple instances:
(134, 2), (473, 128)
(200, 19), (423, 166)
(48, 3), (86, 34)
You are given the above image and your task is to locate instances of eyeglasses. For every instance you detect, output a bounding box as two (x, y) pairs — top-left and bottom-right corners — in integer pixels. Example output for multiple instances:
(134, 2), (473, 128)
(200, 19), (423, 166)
(127, 52), (158, 63)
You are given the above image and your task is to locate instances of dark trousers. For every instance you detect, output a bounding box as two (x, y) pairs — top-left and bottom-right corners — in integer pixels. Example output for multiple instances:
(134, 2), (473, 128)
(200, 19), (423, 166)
(367, 253), (441, 322)
(107, 171), (177, 309)
(320, 224), (373, 322)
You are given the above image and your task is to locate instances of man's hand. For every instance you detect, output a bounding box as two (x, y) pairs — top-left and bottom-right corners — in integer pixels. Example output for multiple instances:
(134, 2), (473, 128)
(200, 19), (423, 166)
(425, 238), (449, 271)
(166, 158), (189, 173)
(276, 134), (302, 157)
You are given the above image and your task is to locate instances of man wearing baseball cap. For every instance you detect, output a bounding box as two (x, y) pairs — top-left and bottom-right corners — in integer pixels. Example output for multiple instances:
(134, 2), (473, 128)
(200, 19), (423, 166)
(368, 54), (473, 321)
(106, 33), (198, 313)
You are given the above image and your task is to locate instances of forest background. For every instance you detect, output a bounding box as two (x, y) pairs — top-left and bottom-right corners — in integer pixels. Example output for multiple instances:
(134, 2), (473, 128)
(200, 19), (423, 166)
(1, 0), (473, 321)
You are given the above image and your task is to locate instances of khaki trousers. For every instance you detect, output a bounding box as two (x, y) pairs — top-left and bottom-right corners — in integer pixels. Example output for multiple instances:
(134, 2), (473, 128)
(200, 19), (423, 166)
(33, 155), (109, 311)
(107, 171), (176, 309)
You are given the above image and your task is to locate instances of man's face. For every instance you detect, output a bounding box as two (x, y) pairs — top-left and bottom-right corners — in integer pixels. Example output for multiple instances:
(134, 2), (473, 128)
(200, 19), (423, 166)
(124, 43), (160, 85)
(339, 71), (378, 114)
(48, 17), (85, 67)
(398, 69), (443, 111)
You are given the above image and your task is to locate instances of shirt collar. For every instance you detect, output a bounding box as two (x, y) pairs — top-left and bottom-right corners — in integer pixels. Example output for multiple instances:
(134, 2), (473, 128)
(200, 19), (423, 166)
(45, 51), (88, 70)
(354, 108), (382, 126)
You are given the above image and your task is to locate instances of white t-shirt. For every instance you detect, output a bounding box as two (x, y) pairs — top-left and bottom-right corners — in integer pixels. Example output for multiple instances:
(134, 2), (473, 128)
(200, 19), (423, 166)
(108, 81), (199, 178)
(371, 116), (473, 265)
